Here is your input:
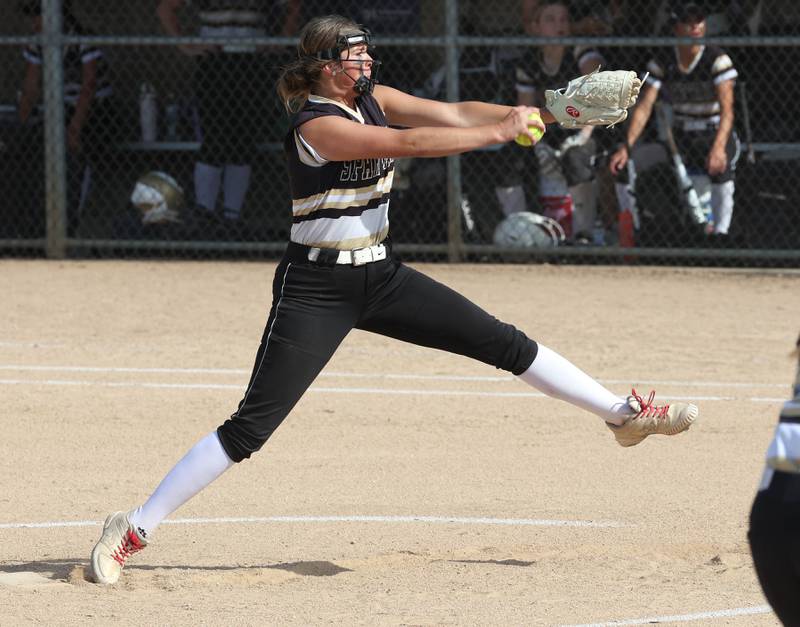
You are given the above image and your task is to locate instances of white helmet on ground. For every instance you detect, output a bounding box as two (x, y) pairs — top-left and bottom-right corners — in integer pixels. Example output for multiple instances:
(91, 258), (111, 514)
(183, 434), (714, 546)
(493, 211), (565, 248)
(130, 171), (184, 225)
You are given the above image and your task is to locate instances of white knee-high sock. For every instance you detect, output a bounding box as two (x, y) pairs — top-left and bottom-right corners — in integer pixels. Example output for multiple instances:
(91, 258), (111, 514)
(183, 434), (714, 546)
(129, 431), (234, 539)
(517, 345), (632, 424)
(711, 180), (735, 234)
(494, 184), (527, 216)
(222, 163), (252, 219)
(569, 180), (597, 238)
(194, 162), (222, 211)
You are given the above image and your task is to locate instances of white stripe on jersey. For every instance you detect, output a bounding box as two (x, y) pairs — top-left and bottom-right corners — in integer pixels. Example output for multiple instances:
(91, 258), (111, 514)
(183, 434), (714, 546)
(646, 76), (663, 91)
(714, 68), (738, 85)
(674, 102), (721, 115)
(23, 49), (41, 65)
(291, 212), (391, 249)
(81, 49), (103, 64)
(645, 59), (663, 91)
(294, 130), (328, 167)
(198, 10), (263, 24)
(198, 25), (265, 38)
(291, 94), (391, 248)
(23, 44), (112, 103)
(292, 171), (395, 217)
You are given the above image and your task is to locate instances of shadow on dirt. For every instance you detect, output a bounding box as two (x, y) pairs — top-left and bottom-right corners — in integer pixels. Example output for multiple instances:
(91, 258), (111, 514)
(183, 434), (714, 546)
(0, 558), (352, 582)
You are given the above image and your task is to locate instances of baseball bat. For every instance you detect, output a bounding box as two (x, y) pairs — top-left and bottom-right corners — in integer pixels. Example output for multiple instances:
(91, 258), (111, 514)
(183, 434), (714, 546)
(656, 103), (706, 225)
(737, 80), (756, 165)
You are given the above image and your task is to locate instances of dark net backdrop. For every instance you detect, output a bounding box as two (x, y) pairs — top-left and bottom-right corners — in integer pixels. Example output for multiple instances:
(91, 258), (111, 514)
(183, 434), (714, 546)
(1, 0), (798, 265)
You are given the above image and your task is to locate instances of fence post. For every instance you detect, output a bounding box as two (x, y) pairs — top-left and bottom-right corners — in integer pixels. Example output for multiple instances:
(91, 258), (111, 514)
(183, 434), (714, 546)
(444, 0), (463, 262)
(42, 0), (68, 258)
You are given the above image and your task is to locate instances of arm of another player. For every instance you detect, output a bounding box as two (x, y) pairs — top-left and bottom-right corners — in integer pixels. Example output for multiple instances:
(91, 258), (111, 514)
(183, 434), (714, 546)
(608, 82), (659, 174)
(707, 79), (734, 176)
(375, 84), (556, 129)
(298, 100), (546, 162)
(66, 57), (98, 153)
(280, 0), (302, 36)
(18, 61), (41, 124)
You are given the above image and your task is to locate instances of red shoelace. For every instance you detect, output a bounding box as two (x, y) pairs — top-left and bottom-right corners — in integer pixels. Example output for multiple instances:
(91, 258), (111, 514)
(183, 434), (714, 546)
(112, 530), (145, 566)
(630, 388), (669, 419)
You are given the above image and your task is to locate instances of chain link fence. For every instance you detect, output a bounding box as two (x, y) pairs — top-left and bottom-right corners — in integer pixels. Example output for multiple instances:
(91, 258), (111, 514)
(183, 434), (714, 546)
(1, 0), (798, 265)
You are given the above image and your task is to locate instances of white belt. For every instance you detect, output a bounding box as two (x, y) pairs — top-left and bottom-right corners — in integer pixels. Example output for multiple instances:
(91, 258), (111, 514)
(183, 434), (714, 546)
(307, 243), (387, 266)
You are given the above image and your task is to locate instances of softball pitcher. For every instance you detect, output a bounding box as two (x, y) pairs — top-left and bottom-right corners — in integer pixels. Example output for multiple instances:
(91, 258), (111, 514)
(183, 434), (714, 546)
(89, 14), (698, 585)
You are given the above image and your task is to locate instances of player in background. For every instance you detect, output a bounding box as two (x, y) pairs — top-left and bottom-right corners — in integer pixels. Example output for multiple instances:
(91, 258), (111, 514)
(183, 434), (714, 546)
(88, 15), (698, 585)
(749, 333), (800, 624)
(156, 0), (301, 238)
(17, 0), (118, 237)
(512, 0), (605, 242)
(608, 3), (740, 240)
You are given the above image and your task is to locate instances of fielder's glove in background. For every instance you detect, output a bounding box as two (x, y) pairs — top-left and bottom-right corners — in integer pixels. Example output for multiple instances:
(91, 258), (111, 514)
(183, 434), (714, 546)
(545, 68), (645, 128)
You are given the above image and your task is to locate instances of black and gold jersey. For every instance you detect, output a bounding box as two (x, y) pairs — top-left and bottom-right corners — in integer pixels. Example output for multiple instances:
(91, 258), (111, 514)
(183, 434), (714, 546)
(762, 398), (800, 478)
(191, 0), (288, 50)
(23, 23), (112, 106)
(514, 46), (603, 145)
(283, 93), (394, 249)
(646, 45), (738, 130)
(514, 47), (603, 103)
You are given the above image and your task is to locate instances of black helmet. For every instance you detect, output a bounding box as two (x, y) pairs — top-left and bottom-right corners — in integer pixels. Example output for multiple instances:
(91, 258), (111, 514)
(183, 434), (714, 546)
(671, 2), (707, 24)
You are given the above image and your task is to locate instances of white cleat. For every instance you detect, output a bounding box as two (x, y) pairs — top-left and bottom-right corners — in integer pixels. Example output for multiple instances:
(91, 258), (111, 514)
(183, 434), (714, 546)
(90, 511), (147, 584)
(606, 388), (698, 447)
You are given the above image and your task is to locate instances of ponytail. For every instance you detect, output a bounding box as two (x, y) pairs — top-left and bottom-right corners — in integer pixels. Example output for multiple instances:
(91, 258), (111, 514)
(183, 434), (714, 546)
(276, 14), (367, 113)
(276, 57), (326, 113)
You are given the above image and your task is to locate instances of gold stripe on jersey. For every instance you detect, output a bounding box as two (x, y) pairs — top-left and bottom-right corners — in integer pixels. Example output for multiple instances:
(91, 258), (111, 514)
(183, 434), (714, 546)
(297, 226), (391, 251)
(292, 170), (395, 218)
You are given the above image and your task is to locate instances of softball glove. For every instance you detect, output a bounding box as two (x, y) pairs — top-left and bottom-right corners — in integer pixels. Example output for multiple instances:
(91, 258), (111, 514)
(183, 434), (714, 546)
(545, 68), (645, 128)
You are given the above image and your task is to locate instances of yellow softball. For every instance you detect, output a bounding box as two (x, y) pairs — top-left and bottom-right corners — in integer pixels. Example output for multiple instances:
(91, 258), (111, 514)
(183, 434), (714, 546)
(514, 112), (545, 147)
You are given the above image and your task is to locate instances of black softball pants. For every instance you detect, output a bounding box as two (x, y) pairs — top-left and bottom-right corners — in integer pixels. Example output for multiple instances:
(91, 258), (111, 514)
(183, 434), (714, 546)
(748, 471), (800, 625)
(673, 128), (740, 184)
(217, 242), (538, 462)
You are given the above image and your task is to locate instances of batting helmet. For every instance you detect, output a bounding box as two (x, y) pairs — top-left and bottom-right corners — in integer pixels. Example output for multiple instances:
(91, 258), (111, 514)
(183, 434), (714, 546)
(493, 211), (566, 248)
(130, 171), (184, 225)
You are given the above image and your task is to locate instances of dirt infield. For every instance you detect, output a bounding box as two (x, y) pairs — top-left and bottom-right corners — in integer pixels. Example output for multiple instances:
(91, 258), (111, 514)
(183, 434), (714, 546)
(1, 259), (797, 626)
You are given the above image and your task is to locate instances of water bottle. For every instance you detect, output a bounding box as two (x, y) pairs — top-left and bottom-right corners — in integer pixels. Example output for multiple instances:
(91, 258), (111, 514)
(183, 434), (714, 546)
(139, 83), (158, 142)
(164, 94), (180, 141)
(592, 218), (605, 246)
